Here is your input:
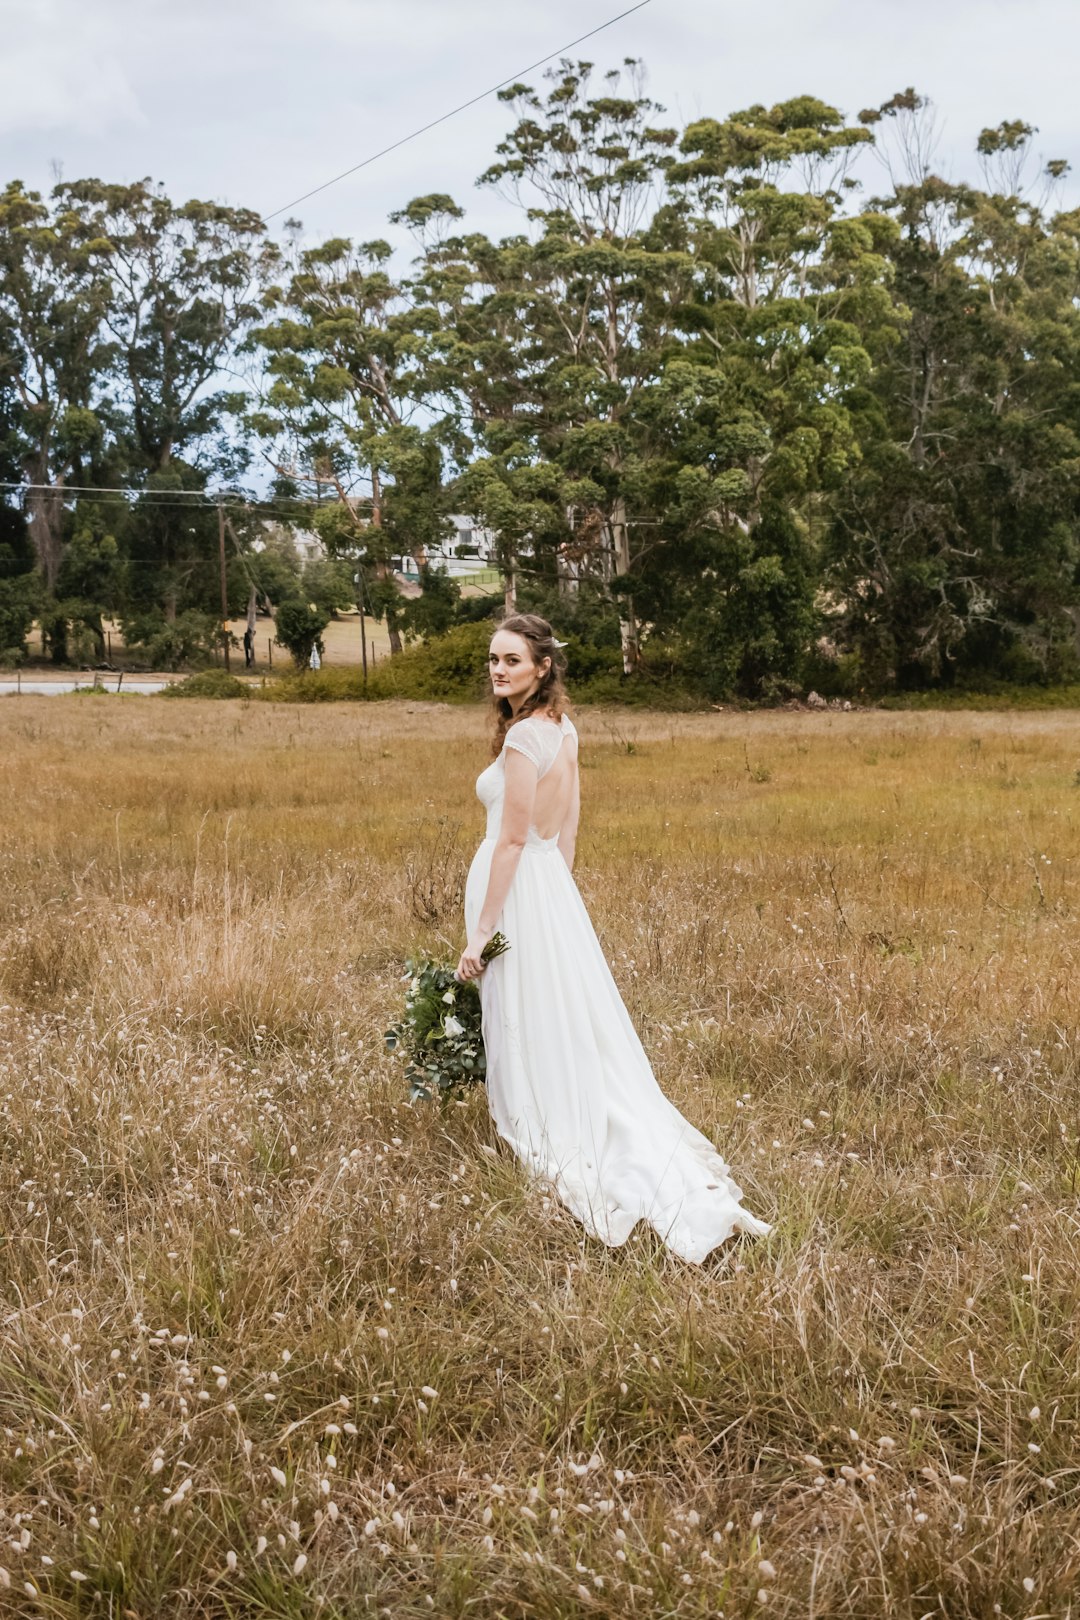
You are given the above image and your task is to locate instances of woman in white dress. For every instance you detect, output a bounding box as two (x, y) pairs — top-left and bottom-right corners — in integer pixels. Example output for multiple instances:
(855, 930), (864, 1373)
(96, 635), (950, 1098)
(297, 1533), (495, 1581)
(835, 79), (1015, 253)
(457, 614), (770, 1263)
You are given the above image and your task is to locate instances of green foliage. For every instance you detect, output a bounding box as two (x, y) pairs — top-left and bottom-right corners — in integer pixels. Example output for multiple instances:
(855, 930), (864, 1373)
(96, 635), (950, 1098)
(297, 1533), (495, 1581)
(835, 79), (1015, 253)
(677, 505), (818, 699)
(4, 69), (1080, 699)
(55, 178), (279, 476)
(246, 526), (302, 609)
(160, 669), (249, 700)
(300, 555), (356, 616)
(0, 574), (37, 663)
(402, 563), (460, 641)
(123, 610), (221, 671)
(822, 99), (1080, 690)
(261, 619), (490, 703)
(0, 506), (38, 660)
(0, 180), (113, 589)
(252, 235), (450, 654)
(385, 934), (510, 1103)
(273, 599), (330, 670)
(256, 620), (705, 708)
(878, 683), (1080, 710)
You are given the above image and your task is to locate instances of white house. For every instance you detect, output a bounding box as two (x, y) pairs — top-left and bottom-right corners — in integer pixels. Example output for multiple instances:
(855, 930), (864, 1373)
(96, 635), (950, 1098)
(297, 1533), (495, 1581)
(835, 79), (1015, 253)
(392, 514), (498, 579)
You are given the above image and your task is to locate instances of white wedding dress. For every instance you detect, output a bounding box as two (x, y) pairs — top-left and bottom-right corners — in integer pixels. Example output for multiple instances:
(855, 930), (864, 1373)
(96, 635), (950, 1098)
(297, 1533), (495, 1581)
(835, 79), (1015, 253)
(464, 712), (770, 1263)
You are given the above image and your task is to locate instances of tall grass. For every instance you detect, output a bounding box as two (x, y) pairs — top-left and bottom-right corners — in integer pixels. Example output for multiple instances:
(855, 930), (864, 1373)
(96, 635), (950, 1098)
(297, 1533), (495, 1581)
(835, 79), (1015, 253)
(0, 697), (1077, 1617)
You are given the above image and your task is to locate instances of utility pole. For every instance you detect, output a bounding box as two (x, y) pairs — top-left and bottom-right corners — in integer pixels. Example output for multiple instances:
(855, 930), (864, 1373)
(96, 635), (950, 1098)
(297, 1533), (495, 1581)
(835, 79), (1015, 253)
(218, 502), (230, 672)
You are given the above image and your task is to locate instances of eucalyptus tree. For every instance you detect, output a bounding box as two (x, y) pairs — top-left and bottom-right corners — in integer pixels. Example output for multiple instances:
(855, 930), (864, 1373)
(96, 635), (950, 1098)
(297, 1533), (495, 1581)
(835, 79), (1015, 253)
(0, 311), (37, 657)
(0, 182), (113, 593)
(48, 179), (281, 637)
(825, 94), (1080, 686)
(56, 178), (278, 475)
(403, 60), (686, 668)
(650, 96), (889, 693)
(253, 235), (450, 652)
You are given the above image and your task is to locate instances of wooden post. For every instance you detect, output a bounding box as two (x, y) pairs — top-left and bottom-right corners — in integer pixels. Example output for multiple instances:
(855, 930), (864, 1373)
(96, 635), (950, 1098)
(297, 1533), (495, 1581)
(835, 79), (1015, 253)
(245, 585), (257, 669)
(268, 637), (273, 669)
(357, 574), (368, 686)
(218, 503), (231, 673)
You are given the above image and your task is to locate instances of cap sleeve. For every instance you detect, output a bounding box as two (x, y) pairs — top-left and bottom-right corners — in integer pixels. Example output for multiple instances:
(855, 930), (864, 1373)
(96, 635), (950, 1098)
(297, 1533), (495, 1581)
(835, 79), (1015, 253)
(503, 717), (544, 772)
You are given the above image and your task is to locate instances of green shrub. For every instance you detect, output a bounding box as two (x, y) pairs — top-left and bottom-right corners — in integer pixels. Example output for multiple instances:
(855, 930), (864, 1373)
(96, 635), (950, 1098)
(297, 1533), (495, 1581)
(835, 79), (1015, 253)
(0, 576), (38, 663)
(254, 622), (712, 709)
(160, 670), (249, 700)
(571, 671), (705, 709)
(879, 683), (1080, 711)
(260, 621), (493, 704)
(274, 599), (330, 670)
(122, 609), (222, 670)
(258, 667), (370, 704)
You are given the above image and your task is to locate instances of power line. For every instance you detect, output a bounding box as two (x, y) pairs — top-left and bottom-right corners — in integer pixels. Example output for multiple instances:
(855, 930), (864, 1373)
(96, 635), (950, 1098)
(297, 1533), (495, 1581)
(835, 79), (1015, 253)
(0, 482), (337, 522)
(262, 0), (654, 222)
(0, 481), (313, 502)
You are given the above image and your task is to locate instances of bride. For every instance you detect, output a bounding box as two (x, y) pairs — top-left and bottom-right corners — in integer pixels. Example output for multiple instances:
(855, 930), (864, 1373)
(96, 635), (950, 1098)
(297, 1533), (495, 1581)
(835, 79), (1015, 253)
(456, 613), (770, 1263)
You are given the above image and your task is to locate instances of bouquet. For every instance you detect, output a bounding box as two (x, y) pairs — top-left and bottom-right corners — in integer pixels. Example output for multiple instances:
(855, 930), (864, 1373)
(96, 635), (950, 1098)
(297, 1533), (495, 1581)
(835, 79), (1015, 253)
(386, 932), (510, 1103)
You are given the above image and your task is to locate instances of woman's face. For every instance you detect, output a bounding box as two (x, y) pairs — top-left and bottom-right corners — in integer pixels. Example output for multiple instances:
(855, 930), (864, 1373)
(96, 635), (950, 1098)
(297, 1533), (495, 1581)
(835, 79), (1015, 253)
(489, 630), (549, 706)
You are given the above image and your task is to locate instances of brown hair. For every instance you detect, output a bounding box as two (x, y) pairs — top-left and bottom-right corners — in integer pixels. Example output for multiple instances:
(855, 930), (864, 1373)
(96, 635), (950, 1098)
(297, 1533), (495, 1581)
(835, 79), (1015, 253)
(489, 614), (570, 756)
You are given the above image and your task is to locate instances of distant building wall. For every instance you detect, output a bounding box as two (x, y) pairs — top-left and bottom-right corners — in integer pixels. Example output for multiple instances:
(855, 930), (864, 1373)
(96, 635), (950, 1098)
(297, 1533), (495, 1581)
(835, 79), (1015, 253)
(393, 514), (498, 578)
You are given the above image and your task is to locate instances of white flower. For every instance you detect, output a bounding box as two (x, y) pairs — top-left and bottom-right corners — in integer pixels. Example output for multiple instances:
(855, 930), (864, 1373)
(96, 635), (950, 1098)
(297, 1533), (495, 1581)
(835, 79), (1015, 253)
(444, 1015), (464, 1038)
(442, 990), (456, 1005)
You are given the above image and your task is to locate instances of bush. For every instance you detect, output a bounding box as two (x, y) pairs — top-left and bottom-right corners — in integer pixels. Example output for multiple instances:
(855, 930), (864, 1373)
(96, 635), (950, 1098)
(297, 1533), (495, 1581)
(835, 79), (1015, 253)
(260, 621), (492, 704)
(274, 599), (330, 670)
(256, 621), (710, 709)
(0, 575), (38, 663)
(123, 610), (221, 670)
(878, 683), (1080, 711)
(160, 670), (249, 700)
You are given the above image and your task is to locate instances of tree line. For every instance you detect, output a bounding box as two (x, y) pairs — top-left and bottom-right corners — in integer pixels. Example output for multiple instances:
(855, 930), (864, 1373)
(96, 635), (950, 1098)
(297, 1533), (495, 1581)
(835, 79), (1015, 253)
(2, 63), (1079, 696)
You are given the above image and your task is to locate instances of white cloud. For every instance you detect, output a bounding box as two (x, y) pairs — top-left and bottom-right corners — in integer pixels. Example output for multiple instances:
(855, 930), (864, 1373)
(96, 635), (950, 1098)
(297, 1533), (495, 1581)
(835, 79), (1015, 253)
(0, 0), (1076, 227)
(0, 0), (144, 136)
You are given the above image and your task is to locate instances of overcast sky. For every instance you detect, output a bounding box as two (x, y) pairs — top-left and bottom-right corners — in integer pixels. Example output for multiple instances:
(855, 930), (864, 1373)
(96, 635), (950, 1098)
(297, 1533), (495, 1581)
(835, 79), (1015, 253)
(4, 0), (1078, 251)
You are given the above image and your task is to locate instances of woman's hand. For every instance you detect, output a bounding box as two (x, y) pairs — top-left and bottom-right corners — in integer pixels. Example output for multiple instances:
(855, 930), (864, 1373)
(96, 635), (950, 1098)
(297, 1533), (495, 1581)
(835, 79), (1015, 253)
(456, 927), (494, 982)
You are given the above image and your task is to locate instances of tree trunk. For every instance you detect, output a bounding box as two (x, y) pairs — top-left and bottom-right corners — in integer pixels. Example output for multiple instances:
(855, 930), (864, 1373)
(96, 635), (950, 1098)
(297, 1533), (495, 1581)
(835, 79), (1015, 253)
(556, 549), (579, 601)
(503, 556), (517, 617)
(608, 495), (638, 673)
(25, 483), (64, 591)
(370, 465), (402, 655)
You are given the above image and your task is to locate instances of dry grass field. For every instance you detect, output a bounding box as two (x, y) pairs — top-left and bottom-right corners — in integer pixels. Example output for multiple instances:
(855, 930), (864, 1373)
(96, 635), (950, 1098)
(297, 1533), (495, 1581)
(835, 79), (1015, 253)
(0, 697), (1078, 1619)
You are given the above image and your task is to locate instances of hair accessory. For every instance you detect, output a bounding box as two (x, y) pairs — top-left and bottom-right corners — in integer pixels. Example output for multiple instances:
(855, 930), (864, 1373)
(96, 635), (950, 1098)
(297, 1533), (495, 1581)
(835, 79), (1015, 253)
(552, 638), (568, 649)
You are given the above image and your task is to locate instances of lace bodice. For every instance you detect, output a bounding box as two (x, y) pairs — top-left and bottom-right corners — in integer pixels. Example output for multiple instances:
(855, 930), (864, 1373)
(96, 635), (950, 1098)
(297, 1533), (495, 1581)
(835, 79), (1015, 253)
(476, 712), (577, 848)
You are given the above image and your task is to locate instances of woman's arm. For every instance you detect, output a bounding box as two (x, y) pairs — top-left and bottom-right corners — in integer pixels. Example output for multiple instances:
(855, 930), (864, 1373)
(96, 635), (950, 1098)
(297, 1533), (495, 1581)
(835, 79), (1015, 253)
(558, 757), (580, 872)
(456, 748), (537, 980)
